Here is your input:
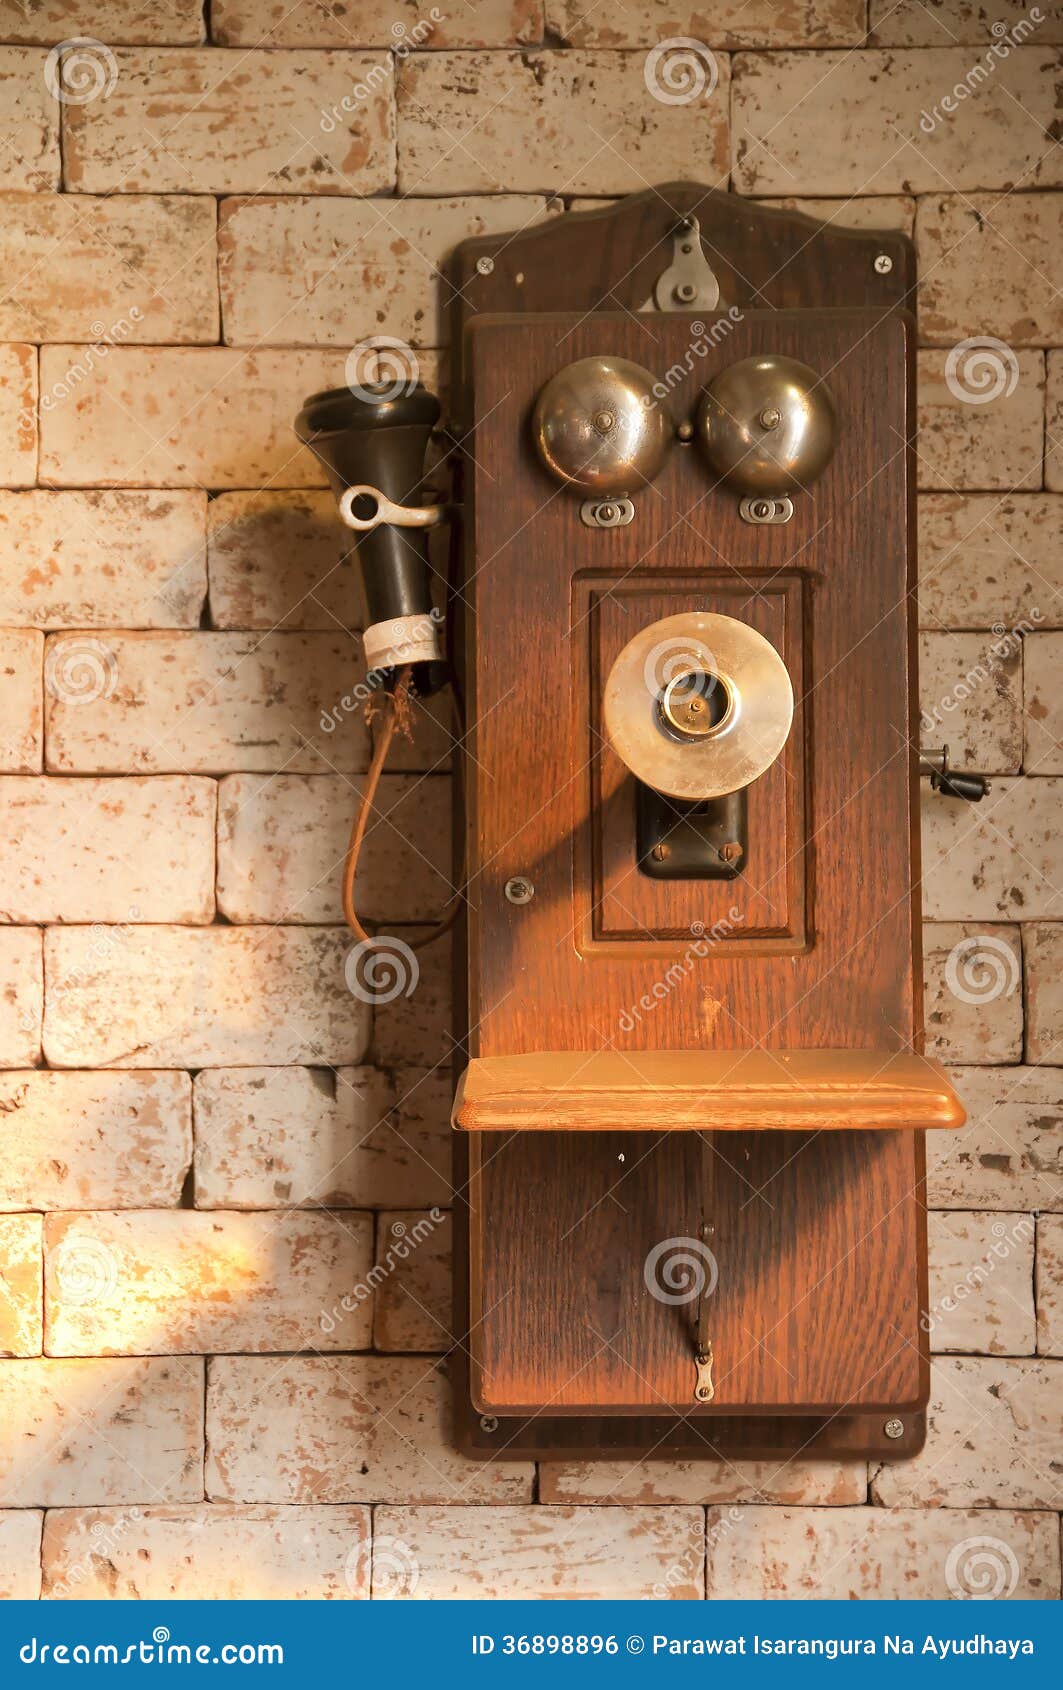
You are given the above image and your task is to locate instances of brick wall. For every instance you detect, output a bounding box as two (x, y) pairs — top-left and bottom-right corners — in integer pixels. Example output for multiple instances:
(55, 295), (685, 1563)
(0, 0), (1060, 1601)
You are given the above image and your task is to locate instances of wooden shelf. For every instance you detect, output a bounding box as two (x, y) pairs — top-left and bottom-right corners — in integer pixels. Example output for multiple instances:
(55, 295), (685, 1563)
(453, 1049), (965, 1134)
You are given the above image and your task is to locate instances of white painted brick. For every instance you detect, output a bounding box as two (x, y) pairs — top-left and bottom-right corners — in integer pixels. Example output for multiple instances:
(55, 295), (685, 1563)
(756, 194), (914, 233)
(1025, 633), (1063, 774)
(1025, 922), (1063, 1064)
(1046, 352), (1063, 492)
(43, 1504), (369, 1599)
(0, 2), (206, 43)
(540, 1459), (866, 1505)
(919, 629), (1022, 773)
(0, 1212), (42, 1355)
(706, 1504), (1060, 1599)
(0, 1070), (191, 1210)
(0, 928), (42, 1068)
(919, 495), (1063, 631)
(194, 1064), (453, 1210)
(917, 194), (1063, 347)
(0, 1356), (203, 1505)
(0, 629), (43, 771)
(0, 777), (215, 922)
(207, 490), (364, 630)
(43, 925), (368, 1069)
(0, 490), (206, 629)
(44, 632), (369, 774)
(921, 779), (1063, 922)
(372, 1209), (451, 1352)
(923, 922), (1023, 1064)
(374, 929), (452, 1068)
(918, 350), (1045, 493)
(927, 1210), (1036, 1355)
(0, 49), (59, 191)
(1036, 1214), (1063, 1356)
(207, 1355), (534, 1505)
(397, 51), (730, 196)
(63, 50), (395, 195)
(45, 1209), (373, 1355)
(870, 2), (1063, 46)
(927, 1066), (1063, 1213)
(871, 1356), (1063, 1509)
(214, 0), (544, 46)
(0, 343), (37, 486)
(0, 194), (217, 342)
(37, 347), (351, 489)
(220, 195), (553, 346)
(217, 773), (452, 923)
(549, 1), (863, 46)
(373, 1504), (704, 1598)
(0, 1510), (42, 1598)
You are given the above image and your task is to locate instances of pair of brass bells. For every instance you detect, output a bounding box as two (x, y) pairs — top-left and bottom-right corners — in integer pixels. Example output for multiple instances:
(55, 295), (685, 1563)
(531, 353), (836, 502)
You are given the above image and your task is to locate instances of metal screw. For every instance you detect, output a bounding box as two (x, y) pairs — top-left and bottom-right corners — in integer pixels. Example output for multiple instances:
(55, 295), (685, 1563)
(504, 876), (534, 905)
(651, 842), (671, 862)
(597, 503), (618, 525)
(758, 406), (782, 430)
(479, 1415), (499, 1434)
(695, 1385), (712, 1401)
(874, 253), (893, 275)
(617, 1152), (626, 1163)
(476, 255), (494, 276)
(675, 281), (698, 303)
(677, 420), (694, 442)
(884, 1417), (905, 1440)
(720, 841), (742, 865)
(592, 409), (615, 435)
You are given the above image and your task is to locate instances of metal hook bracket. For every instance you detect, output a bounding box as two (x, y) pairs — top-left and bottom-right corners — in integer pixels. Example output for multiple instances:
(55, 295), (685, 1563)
(338, 483), (448, 533)
(640, 215), (722, 314)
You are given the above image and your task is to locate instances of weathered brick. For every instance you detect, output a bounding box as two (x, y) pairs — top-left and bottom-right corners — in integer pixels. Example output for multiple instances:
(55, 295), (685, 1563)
(45, 1209), (373, 1355)
(43, 1504), (369, 1599)
(1025, 633), (1063, 774)
(220, 195), (553, 346)
(44, 632), (369, 774)
(0, 777), (214, 922)
(0, 489), (206, 628)
(733, 49), (1062, 194)
(871, 1356), (1063, 1509)
(1025, 922), (1063, 1063)
(0, 48), (59, 191)
(43, 925), (368, 1069)
(207, 491), (363, 630)
(0, 1070), (191, 1210)
(194, 1064), (453, 1210)
(372, 1210), (451, 1352)
(927, 1066), (1063, 1213)
(919, 495), (1063, 630)
(870, 1), (1063, 46)
(0, 928), (42, 1068)
(927, 1210), (1036, 1355)
(706, 1504), (1060, 1599)
(397, 51), (730, 196)
(919, 629), (1022, 772)
(549, 0), (863, 46)
(923, 922), (1023, 1063)
(0, 2), (206, 43)
(217, 773), (452, 923)
(373, 1504), (704, 1598)
(1036, 1214), (1063, 1355)
(63, 49), (395, 195)
(0, 1356), (203, 1505)
(918, 350), (1045, 492)
(540, 1459), (866, 1505)
(1046, 352), (1063, 492)
(373, 929), (453, 1067)
(0, 1213), (42, 1355)
(0, 344), (36, 485)
(207, 1355), (533, 1504)
(0, 628), (43, 771)
(917, 194), (1063, 347)
(372, 684), (455, 773)
(37, 347), (350, 489)
(214, 0), (543, 47)
(756, 194), (914, 233)
(0, 1510), (41, 1598)
(921, 779), (1063, 922)
(0, 194), (217, 342)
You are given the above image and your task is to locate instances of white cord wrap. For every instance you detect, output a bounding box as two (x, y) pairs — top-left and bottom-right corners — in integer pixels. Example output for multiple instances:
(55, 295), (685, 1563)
(363, 612), (443, 674)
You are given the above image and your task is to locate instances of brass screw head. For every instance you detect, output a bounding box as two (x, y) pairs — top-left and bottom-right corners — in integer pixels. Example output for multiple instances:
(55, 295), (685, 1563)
(476, 255), (494, 275)
(758, 406), (783, 430)
(651, 842), (671, 862)
(884, 1417), (905, 1439)
(874, 253), (893, 275)
(504, 876), (534, 905)
(720, 840), (743, 864)
(592, 409), (616, 435)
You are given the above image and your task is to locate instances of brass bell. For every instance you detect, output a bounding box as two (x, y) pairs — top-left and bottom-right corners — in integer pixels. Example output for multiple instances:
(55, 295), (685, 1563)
(696, 356), (837, 508)
(531, 356), (671, 496)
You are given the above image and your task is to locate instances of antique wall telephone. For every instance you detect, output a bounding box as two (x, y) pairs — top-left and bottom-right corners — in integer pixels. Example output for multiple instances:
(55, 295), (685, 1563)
(297, 188), (990, 1464)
